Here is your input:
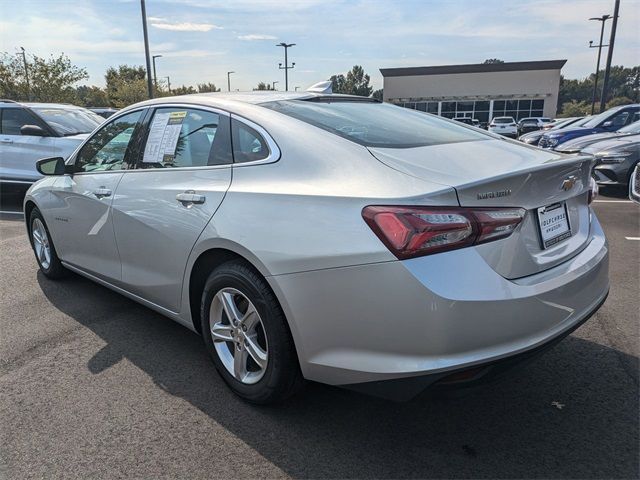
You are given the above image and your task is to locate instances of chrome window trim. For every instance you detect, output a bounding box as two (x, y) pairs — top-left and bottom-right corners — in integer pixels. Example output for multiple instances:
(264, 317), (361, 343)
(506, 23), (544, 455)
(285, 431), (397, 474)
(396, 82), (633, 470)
(230, 113), (281, 167)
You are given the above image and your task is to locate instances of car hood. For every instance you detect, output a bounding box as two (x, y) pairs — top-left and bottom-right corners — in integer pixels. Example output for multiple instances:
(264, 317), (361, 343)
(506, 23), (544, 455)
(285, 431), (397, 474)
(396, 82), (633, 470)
(555, 132), (618, 152)
(582, 134), (640, 155)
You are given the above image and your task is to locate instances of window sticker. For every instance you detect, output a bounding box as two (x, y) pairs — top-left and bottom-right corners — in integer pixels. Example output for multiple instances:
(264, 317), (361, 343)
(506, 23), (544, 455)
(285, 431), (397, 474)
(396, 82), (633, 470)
(143, 111), (187, 164)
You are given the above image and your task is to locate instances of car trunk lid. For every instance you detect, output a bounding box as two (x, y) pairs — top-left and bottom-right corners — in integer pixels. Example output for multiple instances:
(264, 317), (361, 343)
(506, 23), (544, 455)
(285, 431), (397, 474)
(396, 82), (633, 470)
(368, 139), (595, 279)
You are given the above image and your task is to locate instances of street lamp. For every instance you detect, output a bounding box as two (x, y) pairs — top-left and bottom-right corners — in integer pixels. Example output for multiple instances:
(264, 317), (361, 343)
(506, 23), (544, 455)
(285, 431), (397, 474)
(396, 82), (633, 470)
(152, 54), (162, 91)
(165, 76), (171, 94)
(227, 71), (235, 92)
(140, 0), (154, 99)
(272, 81), (279, 91)
(19, 47), (30, 100)
(588, 14), (611, 114)
(276, 42), (295, 91)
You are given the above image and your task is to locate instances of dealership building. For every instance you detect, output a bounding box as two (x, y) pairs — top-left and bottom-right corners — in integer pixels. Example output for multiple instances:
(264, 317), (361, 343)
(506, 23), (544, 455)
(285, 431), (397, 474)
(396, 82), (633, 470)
(380, 59), (566, 123)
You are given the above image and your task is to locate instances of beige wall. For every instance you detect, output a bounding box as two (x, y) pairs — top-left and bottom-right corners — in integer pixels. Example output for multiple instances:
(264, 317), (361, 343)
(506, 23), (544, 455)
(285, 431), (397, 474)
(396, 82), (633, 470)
(383, 68), (562, 118)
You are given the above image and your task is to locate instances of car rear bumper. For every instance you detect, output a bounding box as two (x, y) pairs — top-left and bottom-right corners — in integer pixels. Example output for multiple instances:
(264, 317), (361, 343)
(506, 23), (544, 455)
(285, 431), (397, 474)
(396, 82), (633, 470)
(268, 212), (609, 390)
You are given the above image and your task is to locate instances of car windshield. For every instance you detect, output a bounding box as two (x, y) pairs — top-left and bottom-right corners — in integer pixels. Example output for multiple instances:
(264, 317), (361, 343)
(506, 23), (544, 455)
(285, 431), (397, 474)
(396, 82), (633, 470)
(583, 108), (623, 128)
(493, 117), (514, 124)
(261, 100), (489, 148)
(618, 120), (640, 134)
(32, 107), (103, 136)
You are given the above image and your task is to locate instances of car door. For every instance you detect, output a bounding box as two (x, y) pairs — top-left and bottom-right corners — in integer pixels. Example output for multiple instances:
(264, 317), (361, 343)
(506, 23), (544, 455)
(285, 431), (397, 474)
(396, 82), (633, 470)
(0, 106), (58, 184)
(111, 105), (233, 312)
(44, 109), (145, 282)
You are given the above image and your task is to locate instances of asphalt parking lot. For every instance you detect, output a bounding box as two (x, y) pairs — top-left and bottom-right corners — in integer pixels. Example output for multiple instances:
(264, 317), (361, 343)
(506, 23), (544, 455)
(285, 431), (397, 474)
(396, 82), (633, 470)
(0, 188), (638, 479)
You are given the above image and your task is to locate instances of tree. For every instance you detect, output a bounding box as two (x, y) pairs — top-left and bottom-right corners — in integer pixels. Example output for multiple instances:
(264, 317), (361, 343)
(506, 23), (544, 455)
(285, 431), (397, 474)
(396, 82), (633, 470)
(330, 65), (372, 97)
(606, 96), (634, 109)
(254, 82), (274, 91)
(197, 82), (220, 93)
(560, 100), (592, 117)
(171, 85), (197, 96)
(75, 85), (108, 107)
(483, 58), (505, 64)
(372, 88), (383, 101)
(0, 52), (88, 102)
(105, 65), (148, 107)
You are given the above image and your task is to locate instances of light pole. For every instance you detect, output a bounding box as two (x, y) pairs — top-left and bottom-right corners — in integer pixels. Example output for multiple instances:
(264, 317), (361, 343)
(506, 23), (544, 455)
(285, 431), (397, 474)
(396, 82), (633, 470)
(227, 71), (235, 92)
(588, 15), (611, 114)
(19, 47), (30, 100)
(599, 0), (620, 113)
(276, 42), (295, 91)
(272, 81), (279, 91)
(152, 54), (162, 92)
(165, 76), (171, 94)
(140, 0), (154, 99)
(294, 86), (300, 92)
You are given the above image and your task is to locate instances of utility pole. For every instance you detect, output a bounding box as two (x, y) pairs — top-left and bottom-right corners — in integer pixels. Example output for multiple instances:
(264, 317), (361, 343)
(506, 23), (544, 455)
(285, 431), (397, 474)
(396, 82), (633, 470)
(588, 15), (611, 114)
(140, 0), (154, 99)
(599, 0), (620, 113)
(165, 76), (171, 93)
(276, 42), (295, 91)
(152, 54), (162, 92)
(19, 47), (30, 101)
(227, 71), (234, 92)
(272, 81), (279, 91)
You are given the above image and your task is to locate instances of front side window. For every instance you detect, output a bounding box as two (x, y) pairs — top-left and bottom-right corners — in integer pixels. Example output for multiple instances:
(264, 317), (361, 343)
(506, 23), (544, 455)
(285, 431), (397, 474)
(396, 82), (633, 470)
(75, 110), (143, 173)
(231, 118), (270, 163)
(1, 108), (45, 135)
(139, 107), (232, 168)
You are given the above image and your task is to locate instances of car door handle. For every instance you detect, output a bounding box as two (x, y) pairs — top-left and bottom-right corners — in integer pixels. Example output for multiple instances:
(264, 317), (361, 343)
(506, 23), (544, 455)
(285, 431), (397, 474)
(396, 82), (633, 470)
(93, 187), (112, 199)
(176, 190), (206, 206)
(0, 138), (13, 144)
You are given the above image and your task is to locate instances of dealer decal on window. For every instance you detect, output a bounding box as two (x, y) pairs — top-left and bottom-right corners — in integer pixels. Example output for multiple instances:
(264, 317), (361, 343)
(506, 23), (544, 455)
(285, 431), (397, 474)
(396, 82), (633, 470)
(143, 111), (187, 164)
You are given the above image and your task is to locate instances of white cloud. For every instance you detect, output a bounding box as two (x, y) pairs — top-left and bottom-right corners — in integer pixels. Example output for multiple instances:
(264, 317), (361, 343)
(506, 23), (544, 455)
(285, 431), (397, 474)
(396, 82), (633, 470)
(238, 34), (277, 41)
(150, 21), (222, 32)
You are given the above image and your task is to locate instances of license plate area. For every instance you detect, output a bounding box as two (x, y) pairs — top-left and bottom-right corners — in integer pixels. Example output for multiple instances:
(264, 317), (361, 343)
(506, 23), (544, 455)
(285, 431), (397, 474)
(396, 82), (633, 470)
(537, 202), (571, 249)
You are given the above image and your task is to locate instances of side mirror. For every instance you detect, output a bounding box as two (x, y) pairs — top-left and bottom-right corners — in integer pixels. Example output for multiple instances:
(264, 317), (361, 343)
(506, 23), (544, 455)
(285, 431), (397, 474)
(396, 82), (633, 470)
(36, 157), (66, 176)
(602, 121), (613, 128)
(20, 124), (47, 137)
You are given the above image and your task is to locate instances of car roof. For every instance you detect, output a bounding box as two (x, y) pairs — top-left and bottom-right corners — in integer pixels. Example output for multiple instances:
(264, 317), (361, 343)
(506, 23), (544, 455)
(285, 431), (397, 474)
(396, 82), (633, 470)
(129, 91), (374, 111)
(0, 100), (87, 110)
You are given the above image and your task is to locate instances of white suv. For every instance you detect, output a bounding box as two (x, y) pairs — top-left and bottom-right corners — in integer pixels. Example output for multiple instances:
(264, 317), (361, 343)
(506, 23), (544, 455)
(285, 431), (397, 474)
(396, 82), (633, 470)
(488, 116), (518, 137)
(0, 100), (103, 188)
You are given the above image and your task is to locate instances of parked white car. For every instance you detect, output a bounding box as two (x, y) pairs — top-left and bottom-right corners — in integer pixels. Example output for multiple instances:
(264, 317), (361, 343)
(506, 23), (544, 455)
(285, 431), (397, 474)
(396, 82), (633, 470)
(488, 116), (518, 137)
(0, 100), (103, 187)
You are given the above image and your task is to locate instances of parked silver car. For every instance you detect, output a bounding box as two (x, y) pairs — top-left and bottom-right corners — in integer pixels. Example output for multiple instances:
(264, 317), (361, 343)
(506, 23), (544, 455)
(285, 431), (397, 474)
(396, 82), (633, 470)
(24, 91), (609, 403)
(0, 100), (103, 187)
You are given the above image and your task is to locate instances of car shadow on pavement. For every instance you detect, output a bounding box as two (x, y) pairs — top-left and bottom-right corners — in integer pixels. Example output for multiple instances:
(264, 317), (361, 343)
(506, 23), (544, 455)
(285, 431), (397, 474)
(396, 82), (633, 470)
(37, 271), (639, 479)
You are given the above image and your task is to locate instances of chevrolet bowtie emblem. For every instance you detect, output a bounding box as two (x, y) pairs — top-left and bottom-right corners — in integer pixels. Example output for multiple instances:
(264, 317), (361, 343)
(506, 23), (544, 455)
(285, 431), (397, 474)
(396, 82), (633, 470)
(562, 175), (577, 191)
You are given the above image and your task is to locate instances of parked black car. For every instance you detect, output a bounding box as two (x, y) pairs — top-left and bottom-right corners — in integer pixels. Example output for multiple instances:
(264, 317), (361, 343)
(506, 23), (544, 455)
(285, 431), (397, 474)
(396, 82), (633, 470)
(583, 133), (640, 188)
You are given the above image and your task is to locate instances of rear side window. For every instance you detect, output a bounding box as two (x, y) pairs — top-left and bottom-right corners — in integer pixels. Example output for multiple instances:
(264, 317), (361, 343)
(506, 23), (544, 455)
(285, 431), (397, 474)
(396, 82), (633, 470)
(140, 107), (232, 168)
(1, 108), (44, 135)
(261, 100), (489, 148)
(231, 118), (270, 163)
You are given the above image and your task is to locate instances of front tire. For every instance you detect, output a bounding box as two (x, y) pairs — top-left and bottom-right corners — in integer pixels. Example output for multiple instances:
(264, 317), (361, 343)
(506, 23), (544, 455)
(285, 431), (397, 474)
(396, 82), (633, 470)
(29, 208), (66, 279)
(200, 261), (303, 404)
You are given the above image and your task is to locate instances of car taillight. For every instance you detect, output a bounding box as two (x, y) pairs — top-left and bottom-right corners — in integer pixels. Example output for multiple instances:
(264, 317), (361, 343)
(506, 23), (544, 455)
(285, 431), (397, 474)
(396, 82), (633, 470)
(362, 206), (526, 259)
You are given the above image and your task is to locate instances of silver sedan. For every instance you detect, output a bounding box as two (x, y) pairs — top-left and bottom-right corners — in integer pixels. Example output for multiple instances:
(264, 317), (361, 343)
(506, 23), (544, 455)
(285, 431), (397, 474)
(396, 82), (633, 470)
(24, 90), (609, 403)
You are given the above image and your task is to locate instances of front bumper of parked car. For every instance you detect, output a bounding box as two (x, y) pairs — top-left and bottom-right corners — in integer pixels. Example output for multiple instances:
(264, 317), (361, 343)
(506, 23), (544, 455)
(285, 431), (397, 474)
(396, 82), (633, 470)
(593, 157), (638, 186)
(267, 212), (609, 400)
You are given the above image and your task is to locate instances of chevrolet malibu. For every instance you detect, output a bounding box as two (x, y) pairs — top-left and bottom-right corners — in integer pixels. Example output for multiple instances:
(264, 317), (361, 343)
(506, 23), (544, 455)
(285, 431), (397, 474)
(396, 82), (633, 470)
(24, 90), (609, 404)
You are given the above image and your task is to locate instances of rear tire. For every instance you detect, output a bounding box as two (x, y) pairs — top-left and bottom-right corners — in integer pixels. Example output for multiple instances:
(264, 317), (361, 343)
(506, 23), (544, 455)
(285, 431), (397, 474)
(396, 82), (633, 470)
(29, 208), (66, 279)
(200, 260), (303, 404)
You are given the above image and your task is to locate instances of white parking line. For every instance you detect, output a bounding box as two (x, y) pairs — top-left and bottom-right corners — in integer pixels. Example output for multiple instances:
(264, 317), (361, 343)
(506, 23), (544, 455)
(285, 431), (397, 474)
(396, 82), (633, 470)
(625, 237), (640, 241)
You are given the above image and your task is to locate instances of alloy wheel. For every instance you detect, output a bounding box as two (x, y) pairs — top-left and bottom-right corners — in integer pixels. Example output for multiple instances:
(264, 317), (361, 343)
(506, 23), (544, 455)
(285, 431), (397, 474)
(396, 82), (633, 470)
(32, 218), (51, 270)
(210, 288), (269, 384)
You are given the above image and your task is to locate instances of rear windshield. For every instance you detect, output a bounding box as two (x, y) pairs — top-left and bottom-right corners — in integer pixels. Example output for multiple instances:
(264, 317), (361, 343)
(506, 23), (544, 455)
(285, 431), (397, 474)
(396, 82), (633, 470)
(261, 100), (489, 148)
(493, 117), (514, 124)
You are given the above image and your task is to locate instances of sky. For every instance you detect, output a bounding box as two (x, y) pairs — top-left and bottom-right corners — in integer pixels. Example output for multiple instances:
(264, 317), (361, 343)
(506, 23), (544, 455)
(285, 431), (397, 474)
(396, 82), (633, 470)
(1, 0), (639, 92)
